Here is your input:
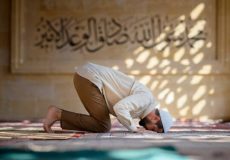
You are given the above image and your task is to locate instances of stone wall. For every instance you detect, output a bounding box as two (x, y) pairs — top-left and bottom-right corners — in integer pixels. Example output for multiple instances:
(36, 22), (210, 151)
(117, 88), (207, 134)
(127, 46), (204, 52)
(0, 0), (230, 121)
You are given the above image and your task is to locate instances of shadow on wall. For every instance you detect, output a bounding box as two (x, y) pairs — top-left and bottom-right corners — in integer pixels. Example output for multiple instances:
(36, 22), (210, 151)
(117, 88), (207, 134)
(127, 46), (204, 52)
(110, 3), (219, 121)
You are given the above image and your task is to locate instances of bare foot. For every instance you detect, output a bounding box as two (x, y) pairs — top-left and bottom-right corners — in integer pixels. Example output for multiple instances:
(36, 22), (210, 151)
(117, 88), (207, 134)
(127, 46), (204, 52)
(43, 105), (62, 133)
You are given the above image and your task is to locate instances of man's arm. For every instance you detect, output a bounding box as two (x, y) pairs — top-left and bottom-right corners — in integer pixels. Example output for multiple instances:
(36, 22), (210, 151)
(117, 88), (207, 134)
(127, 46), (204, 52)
(113, 100), (138, 132)
(114, 105), (138, 132)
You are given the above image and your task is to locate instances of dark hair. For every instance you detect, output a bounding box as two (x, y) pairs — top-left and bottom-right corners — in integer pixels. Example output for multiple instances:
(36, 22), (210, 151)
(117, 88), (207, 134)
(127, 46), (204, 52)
(155, 108), (164, 133)
(139, 108), (164, 133)
(139, 117), (148, 127)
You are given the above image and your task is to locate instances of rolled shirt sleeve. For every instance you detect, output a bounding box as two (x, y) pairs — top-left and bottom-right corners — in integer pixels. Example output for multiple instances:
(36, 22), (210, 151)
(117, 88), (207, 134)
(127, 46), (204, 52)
(113, 104), (138, 132)
(112, 91), (155, 132)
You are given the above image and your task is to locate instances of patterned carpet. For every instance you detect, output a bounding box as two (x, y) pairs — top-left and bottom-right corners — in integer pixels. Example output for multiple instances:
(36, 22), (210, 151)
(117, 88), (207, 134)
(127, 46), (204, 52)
(0, 119), (230, 160)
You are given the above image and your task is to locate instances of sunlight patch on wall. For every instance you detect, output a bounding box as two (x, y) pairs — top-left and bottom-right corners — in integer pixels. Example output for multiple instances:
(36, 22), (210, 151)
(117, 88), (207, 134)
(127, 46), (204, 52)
(171, 68), (178, 74)
(146, 57), (159, 69)
(130, 70), (140, 75)
(136, 50), (151, 64)
(174, 21), (186, 37)
(139, 76), (151, 85)
(155, 41), (168, 51)
(184, 67), (192, 73)
(165, 91), (175, 104)
(181, 59), (190, 65)
(112, 65), (119, 70)
(150, 69), (157, 74)
(159, 60), (170, 68)
(158, 88), (170, 100)
(198, 65), (212, 74)
(125, 58), (134, 68)
(177, 94), (188, 108)
(178, 15), (186, 21)
(190, 76), (203, 85)
(177, 75), (187, 84)
(189, 20), (206, 37)
(174, 47), (185, 62)
(150, 81), (159, 90)
(179, 106), (189, 116)
(199, 115), (209, 121)
(192, 85), (206, 101)
(193, 52), (204, 64)
(192, 99), (206, 115)
(206, 42), (212, 48)
(162, 47), (170, 58)
(162, 66), (171, 74)
(190, 40), (205, 55)
(177, 87), (182, 93)
(133, 46), (144, 55)
(155, 33), (166, 43)
(158, 80), (169, 89)
(209, 88), (215, 95)
(190, 3), (205, 20)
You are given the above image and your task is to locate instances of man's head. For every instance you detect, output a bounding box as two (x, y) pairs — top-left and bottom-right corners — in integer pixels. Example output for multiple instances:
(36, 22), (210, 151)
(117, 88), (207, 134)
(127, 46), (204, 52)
(139, 108), (173, 133)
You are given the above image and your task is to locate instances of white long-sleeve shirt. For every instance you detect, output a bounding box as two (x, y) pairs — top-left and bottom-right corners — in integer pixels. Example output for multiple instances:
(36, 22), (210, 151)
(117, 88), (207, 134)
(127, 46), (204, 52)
(75, 62), (159, 132)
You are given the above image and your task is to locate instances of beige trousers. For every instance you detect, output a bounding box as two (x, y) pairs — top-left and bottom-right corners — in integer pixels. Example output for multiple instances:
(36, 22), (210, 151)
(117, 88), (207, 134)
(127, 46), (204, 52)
(60, 73), (111, 132)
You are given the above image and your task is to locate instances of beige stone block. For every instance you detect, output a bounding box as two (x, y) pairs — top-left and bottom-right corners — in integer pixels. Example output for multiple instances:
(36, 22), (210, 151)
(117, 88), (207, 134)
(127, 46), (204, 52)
(1, 79), (54, 101)
(0, 99), (37, 120)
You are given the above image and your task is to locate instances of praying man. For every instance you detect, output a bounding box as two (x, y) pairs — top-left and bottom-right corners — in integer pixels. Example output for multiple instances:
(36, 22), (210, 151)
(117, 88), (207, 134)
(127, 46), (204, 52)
(43, 62), (173, 133)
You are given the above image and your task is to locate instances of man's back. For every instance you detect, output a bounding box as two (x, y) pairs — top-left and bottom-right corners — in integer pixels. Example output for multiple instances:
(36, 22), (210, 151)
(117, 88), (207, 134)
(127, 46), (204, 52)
(75, 62), (137, 114)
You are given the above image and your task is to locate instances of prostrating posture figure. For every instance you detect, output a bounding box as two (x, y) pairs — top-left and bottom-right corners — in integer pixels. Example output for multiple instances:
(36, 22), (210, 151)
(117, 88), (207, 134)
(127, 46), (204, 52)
(43, 62), (173, 133)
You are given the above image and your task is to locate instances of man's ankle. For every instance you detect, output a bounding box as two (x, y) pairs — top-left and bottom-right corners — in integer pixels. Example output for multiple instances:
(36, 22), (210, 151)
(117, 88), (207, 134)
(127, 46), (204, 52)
(57, 108), (62, 120)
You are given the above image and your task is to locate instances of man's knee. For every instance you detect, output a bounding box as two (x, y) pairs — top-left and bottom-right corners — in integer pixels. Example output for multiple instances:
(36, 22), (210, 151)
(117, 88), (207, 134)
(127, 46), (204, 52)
(96, 122), (111, 133)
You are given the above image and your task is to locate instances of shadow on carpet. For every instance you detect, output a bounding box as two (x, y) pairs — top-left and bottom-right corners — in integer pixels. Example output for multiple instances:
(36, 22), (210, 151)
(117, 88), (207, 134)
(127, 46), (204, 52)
(0, 146), (188, 160)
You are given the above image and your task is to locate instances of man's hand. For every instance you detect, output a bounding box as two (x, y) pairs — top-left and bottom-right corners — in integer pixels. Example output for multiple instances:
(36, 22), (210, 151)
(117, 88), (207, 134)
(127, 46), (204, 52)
(135, 126), (157, 134)
(132, 127), (146, 133)
(137, 126), (146, 131)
